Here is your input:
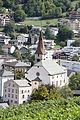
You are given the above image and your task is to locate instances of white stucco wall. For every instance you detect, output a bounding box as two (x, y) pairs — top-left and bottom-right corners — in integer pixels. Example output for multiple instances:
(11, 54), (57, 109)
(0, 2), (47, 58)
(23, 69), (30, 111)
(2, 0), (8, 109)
(26, 66), (51, 85)
(19, 86), (32, 104)
(26, 66), (68, 88)
(0, 76), (14, 97)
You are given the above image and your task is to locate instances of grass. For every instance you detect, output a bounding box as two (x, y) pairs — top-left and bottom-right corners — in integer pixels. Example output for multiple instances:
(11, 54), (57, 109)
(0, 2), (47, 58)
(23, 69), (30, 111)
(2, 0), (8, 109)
(0, 27), (4, 32)
(54, 45), (62, 49)
(20, 18), (59, 26)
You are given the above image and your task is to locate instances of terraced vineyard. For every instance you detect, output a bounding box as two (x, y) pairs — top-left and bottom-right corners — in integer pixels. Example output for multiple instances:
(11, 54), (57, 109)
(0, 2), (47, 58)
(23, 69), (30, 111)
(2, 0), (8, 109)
(0, 97), (80, 120)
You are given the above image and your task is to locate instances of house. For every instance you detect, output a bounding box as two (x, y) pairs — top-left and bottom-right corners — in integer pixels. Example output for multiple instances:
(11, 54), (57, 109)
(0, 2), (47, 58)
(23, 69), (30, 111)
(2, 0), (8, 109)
(0, 55), (17, 70)
(44, 39), (55, 50)
(26, 30), (68, 88)
(59, 19), (70, 26)
(0, 69), (14, 98)
(50, 27), (58, 36)
(60, 59), (80, 72)
(17, 34), (28, 45)
(31, 35), (39, 44)
(69, 9), (80, 19)
(0, 14), (10, 26)
(53, 52), (69, 60)
(73, 90), (80, 96)
(2, 61), (31, 73)
(2, 45), (15, 54)
(3, 79), (32, 105)
(9, 39), (18, 46)
(0, 34), (11, 45)
(69, 19), (80, 30)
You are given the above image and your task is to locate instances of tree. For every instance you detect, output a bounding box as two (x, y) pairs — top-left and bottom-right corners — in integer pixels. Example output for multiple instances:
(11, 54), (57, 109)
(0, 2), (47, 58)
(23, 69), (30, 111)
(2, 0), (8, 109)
(57, 26), (74, 42)
(3, 21), (16, 38)
(45, 27), (53, 40)
(71, 39), (80, 47)
(14, 8), (26, 22)
(15, 70), (25, 80)
(69, 72), (80, 90)
(60, 41), (66, 47)
(21, 48), (35, 66)
(31, 86), (49, 100)
(0, 45), (5, 55)
(59, 85), (73, 98)
(49, 88), (61, 99)
(72, 54), (79, 61)
(12, 50), (22, 60)
(0, 0), (3, 7)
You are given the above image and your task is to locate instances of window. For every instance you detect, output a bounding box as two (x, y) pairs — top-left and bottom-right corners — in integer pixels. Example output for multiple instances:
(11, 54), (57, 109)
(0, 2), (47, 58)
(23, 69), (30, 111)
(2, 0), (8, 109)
(15, 95), (17, 99)
(12, 89), (14, 93)
(5, 95), (6, 98)
(28, 95), (29, 97)
(5, 89), (6, 92)
(56, 81), (58, 87)
(13, 84), (15, 87)
(8, 93), (10, 97)
(64, 79), (65, 83)
(11, 100), (13, 103)
(37, 59), (40, 62)
(12, 94), (14, 98)
(8, 83), (10, 86)
(22, 95), (24, 98)
(15, 89), (18, 93)
(15, 101), (18, 104)
(60, 80), (62, 85)
(35, 82), (37, 85)
(57, 76), (58, 78)
(22, 90), (23, 93)
(28, 90), (30, 93)
(8, 88), (10, 92)
(36, 72), (40, 76)
(52, 76), (54, 79)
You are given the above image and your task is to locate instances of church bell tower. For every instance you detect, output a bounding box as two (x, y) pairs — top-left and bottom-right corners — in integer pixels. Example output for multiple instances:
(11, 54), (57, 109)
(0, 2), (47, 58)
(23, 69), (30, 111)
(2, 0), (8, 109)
(35, 30), (46, 63)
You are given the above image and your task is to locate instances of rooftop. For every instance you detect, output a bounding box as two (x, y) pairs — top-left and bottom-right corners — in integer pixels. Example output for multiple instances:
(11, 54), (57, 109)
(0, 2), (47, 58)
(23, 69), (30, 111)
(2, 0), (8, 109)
(11, 79), (31, 87)
(0, 69), (14, 77)
(35, 59), (65, 75)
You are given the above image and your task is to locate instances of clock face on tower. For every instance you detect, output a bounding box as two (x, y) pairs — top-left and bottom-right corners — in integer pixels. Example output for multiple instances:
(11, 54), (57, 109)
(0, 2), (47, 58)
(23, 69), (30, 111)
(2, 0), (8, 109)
(36, 72), (40, 76)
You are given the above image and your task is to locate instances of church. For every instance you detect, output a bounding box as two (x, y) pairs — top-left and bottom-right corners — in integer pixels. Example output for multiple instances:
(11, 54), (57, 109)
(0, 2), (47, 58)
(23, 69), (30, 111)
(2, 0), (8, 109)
(26, 30), (68, 89)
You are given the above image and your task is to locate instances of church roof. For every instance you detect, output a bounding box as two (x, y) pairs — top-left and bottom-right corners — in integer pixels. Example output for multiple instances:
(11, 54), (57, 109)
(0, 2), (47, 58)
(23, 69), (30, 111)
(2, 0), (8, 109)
(35, 59), (65, 75)
(35, 30), (45, 54)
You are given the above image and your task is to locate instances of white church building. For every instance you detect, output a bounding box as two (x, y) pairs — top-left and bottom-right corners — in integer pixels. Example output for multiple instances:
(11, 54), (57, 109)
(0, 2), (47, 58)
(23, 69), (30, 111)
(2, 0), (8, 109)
(26, 30), (68, 89)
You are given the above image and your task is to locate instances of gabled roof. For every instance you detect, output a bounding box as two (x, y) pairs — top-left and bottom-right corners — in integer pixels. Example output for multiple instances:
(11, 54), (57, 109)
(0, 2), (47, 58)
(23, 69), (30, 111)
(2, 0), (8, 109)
(6, 79), (31, 87)
(35, 59), (65, 75)
(14, 80), (31, 87)
(3, 61), (31, 67)
(35, 30), (45, 54)
(0, 69), (14, 77)
(32, 77), (42, 82)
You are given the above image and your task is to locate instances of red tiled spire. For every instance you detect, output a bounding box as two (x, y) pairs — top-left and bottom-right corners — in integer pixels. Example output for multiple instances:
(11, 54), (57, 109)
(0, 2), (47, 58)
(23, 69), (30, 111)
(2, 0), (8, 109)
(35, 30), (45, 54)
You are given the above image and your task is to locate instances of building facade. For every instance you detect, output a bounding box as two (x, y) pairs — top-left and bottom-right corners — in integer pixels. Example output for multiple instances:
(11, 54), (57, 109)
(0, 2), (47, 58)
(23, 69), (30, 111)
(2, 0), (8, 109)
(3, 80), (32, 105)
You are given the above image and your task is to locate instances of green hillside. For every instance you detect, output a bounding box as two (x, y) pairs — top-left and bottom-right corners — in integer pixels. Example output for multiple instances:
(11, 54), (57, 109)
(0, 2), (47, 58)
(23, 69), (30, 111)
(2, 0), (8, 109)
(0, 97), (80, 120)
